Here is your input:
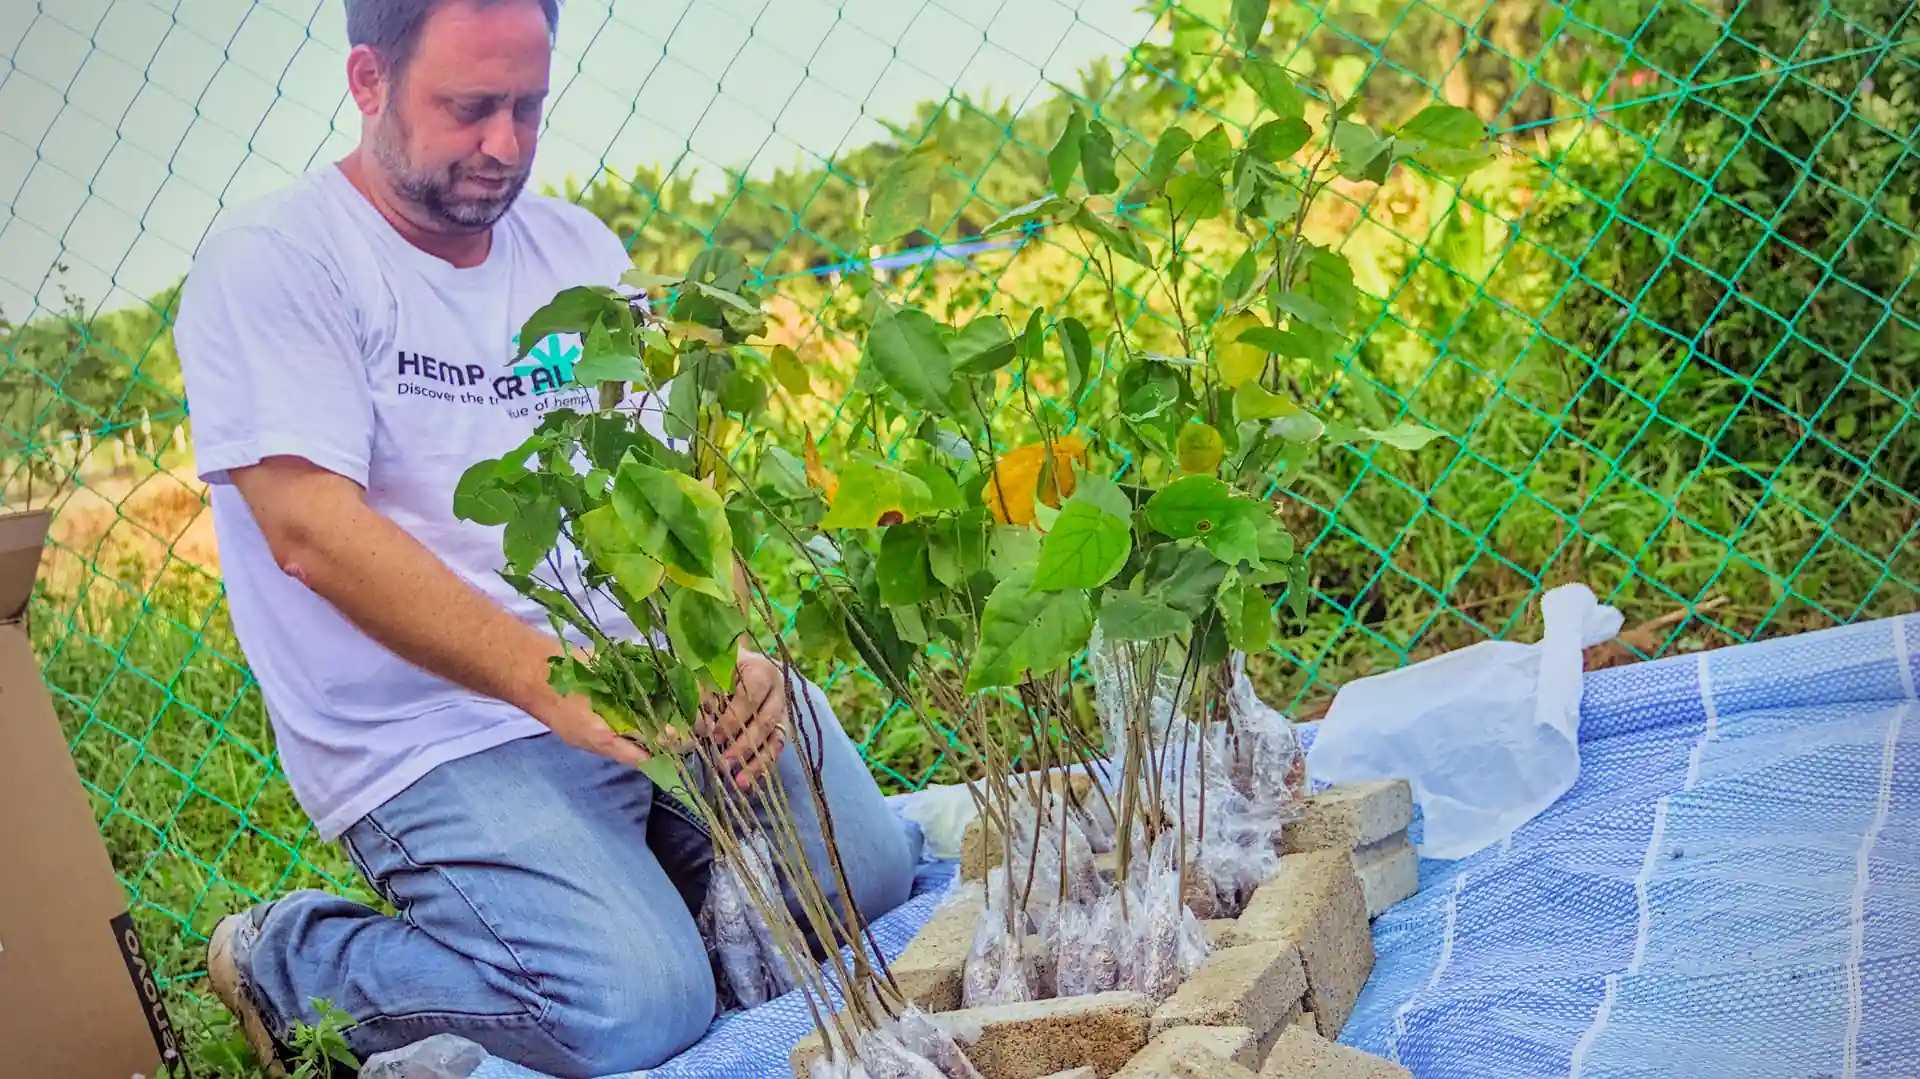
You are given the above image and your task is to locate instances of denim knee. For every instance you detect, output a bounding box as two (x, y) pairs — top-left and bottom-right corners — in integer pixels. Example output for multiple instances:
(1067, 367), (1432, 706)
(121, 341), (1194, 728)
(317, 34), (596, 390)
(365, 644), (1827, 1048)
(532, 933), (717, 1076)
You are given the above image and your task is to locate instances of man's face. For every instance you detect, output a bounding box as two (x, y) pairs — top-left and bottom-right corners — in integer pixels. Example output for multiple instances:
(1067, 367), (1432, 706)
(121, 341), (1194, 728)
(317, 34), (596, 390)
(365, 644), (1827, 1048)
(365, 1), (551, 232)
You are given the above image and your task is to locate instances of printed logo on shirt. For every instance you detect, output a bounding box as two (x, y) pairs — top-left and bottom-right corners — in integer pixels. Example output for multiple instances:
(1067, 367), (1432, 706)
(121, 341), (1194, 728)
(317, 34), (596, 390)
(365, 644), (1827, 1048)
(393, 332), (591, 418)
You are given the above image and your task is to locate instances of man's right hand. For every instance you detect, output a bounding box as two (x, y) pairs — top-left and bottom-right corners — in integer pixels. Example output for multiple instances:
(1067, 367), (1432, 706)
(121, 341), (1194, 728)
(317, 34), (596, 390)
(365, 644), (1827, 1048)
(537, 689), (649, 769)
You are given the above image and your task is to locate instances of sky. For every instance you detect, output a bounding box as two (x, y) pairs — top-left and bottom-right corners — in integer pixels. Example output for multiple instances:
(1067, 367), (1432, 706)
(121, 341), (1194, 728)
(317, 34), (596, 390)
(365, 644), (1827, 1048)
(0, 0), (1157, 321)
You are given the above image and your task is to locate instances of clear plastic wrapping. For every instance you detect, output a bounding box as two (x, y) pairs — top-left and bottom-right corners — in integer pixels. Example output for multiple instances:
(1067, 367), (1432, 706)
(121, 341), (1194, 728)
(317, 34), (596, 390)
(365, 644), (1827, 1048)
(701, 834), (799, 1010)
(806, 1009), (984, 1079)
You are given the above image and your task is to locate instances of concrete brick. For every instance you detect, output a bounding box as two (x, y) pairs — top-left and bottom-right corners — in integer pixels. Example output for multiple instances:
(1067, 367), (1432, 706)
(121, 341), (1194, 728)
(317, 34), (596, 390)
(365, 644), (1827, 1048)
(1039, 1070), (1097, 1079)
(1116, 1026), (1261, 1074)
(1223, 851), (1372, 1039)
(939, 990), (1154, 1078)
(889, 893), (984, 1012)
(1350, 833), (1417, 919)
(1203, 918), (1238, 946)
(1258, 1027), (1409, 1078)
(1291, 1010), (1316, 1033)
(1283, 782), (1412, 855)
(1151, 941), (1306, 1060)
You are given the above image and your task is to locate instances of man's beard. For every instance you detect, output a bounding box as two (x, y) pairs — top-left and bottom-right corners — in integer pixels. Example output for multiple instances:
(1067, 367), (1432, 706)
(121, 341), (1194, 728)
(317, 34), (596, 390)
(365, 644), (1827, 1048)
(370, 108), (529, 231)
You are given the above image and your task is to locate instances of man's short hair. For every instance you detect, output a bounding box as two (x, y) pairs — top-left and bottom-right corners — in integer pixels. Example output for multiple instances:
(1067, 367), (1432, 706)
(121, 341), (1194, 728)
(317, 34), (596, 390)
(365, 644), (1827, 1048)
(345, 0), (560, 74)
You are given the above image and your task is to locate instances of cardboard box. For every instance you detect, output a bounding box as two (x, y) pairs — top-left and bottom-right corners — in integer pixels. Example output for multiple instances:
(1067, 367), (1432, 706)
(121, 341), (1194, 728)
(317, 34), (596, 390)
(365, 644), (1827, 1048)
(1, 509), (187, 1077)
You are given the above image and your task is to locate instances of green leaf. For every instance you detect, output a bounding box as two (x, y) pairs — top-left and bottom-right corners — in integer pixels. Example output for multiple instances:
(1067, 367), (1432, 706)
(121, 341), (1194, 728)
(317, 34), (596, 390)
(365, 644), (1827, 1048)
(620, 269), (681, 291)
(667, 588), (745, 692)
(717, 369), (766, 416)
(1255, 513), (1296, 564)
(1288, 557), (1310, 621)
(1097, 590), (1191, 641)
(1230, 0), (1269, 50)
(1074, 472), (1133, 520)
(1242, 61), (1306, 121)
(1219, 574), (1275, 652)
(571, 318), (648, 385)
(1071, 207), (1153, 266)
(1136, 127), (1193, 195)
(665, 361), (702, 440)
(987, 525), (1042, 579)
(1333, 121), (1394, 183)
(953, 316), (1018, 374)
(1394, 103), (1493, 177)
(1398, 104), (1483, 149)
(1057, 316), (1094, 396)
(577, 503), (667, 601)
(1360, 422), (1445, 451)
(906, 459), (965, 512)
(1146, 542), (1231, 617)
(1177, 422), (1226, 474)
(928, 508), (991, 588)
(866, 308), (953, 413)
(1168, 173), (1225, 220)
(1270, 411), (1327, 443)
(1192, 125), (1234, 176)
(1273, 289), (1340, 333)
(867, 145), (944, 244)
(1033, 499), (1131, 591)
(878, 523), (936, 605)
(1080, 118), (1118, 195)
(819, 460), (936, 529)
(966, 569), (1095, 691)
(794, 590), (849, 660)
(1248, 117), (1312, 161)
(1049, 110), (1088, 196)
(770, 344), (811, 396)
(613, 458), (733, 599)
(453, 458), (525, 526)
(1144, 475), (1235, 539)
(1233, 380), (1300, 422)
(1020, 307), (1048, 362)
(1221, 248), (1258, 310)
(514, 285), (623, 360)
(983, 195), (1074, 235)
(502, 496), (559, 573)
(1203, 499), (1266, 566)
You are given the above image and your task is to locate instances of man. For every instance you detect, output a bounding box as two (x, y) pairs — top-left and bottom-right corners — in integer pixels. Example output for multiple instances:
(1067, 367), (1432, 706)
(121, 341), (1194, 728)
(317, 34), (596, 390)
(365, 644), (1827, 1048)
(173, 1), (917, 1074)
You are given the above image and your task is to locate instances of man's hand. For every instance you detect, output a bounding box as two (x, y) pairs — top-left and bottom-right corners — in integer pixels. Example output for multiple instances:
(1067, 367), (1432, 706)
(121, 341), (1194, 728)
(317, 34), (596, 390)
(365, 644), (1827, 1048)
(700, 649), (789, 790)
(537, 685), (649, 769)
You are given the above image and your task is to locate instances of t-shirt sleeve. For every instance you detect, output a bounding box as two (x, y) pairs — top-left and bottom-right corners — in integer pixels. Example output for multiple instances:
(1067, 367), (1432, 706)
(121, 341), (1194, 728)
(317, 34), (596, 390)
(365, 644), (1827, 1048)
(174, 226), (375, 487)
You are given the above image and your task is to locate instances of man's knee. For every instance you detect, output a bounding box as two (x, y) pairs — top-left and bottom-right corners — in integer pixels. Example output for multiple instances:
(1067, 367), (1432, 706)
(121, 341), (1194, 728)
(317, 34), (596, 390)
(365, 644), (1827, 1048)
(533, 937), (716, 1076)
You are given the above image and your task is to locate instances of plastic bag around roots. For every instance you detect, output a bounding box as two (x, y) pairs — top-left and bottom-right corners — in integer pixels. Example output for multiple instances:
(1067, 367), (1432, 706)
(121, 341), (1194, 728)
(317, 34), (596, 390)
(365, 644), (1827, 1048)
(961, 866), (1037, 1008)
(700, 833), (799, 1010)
(806, 1009), (983, 1079)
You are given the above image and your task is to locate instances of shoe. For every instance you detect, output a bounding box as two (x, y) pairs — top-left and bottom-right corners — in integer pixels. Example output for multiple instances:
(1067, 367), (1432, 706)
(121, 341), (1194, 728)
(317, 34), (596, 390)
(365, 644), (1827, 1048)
(208, 910), (285, 1075)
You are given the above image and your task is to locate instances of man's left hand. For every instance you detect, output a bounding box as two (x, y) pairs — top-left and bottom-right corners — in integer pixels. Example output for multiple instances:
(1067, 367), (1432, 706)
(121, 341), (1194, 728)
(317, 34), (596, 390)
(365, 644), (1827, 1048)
(700, 649), (789, 791)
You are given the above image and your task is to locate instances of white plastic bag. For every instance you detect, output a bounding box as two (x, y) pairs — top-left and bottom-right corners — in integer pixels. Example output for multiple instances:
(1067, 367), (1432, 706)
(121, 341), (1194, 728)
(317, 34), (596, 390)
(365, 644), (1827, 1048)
(1308, 583), (1622, 860)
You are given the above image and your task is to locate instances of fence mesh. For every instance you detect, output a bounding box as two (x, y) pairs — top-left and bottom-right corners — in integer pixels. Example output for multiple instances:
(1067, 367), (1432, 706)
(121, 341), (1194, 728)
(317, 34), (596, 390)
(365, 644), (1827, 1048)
(2, 0), (1915, 1065)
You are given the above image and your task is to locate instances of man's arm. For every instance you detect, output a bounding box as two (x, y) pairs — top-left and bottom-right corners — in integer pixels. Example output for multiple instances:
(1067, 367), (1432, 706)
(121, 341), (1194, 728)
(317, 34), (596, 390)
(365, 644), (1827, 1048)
(229, 455), (646, 767)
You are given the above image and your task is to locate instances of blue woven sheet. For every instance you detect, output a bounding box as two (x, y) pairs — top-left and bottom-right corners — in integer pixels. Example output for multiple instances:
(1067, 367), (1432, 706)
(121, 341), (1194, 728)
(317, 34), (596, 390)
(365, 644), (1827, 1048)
(476, 613), (1919, 1079)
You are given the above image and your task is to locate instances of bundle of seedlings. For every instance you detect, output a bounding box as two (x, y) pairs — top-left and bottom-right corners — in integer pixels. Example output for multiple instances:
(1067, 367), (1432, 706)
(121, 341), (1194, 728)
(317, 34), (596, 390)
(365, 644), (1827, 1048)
(454, 9), (1494, 1065)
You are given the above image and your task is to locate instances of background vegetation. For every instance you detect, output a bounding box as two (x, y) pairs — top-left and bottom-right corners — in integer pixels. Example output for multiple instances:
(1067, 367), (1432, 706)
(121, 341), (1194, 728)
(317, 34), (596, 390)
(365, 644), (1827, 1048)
(2, 0), (1914, 1072)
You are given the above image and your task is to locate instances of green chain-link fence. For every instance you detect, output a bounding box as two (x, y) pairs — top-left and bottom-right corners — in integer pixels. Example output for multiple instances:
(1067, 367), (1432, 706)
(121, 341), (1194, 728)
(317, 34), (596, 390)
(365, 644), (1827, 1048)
(2, 0), (1915, 1067)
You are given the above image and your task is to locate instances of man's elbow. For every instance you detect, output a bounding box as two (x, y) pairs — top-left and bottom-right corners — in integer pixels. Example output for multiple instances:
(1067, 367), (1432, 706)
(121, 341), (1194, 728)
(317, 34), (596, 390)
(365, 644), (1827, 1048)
(260, 514), (328, 588)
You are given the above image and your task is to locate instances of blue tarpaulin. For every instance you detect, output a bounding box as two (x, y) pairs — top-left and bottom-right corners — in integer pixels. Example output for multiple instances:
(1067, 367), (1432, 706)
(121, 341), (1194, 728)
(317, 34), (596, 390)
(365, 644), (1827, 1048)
(474, 612), (1918, 1078)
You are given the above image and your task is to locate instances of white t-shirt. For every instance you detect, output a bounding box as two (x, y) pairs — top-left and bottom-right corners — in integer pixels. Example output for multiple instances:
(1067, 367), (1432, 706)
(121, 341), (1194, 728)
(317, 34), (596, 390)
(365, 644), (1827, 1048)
(176, 165), (645, 839)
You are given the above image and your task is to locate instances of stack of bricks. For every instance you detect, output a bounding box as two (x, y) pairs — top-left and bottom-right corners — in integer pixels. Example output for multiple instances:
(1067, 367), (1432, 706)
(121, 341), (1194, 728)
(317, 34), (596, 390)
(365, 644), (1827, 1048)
(793, 780), (1419, 1078)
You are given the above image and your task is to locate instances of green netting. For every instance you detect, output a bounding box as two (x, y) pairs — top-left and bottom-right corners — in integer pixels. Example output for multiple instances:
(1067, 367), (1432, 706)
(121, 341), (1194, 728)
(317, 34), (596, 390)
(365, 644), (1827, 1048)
(2, 0), (1915, 1067)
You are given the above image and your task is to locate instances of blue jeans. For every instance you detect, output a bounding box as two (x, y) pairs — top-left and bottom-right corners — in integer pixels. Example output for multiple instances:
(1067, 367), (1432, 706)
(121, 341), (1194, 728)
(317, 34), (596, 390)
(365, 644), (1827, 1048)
(237, 677), (919, 1077)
